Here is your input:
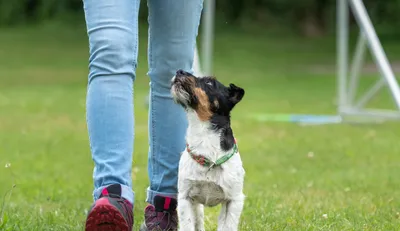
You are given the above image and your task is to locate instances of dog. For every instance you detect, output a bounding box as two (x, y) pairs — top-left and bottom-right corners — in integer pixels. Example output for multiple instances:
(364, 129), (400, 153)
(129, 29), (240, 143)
(171, 69), (245, 231)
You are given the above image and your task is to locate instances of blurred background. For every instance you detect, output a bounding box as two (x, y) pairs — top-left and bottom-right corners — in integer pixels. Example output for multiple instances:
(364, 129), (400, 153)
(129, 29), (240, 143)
(1, 0), (400, 230)
(2, 0), (400, 36)
(2, 0), (400, 35)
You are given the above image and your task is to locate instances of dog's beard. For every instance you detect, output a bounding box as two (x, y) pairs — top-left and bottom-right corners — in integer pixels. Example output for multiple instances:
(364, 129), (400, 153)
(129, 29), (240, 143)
(171, 84), (190, 107)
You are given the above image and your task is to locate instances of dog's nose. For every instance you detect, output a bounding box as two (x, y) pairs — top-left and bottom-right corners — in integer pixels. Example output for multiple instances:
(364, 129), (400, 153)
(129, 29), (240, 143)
(176, 69), (188, 77)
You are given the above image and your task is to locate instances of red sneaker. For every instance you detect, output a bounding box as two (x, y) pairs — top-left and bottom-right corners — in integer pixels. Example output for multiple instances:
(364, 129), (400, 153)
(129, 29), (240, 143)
(85, 184), (134, 231)
(140, 195), (178, 231)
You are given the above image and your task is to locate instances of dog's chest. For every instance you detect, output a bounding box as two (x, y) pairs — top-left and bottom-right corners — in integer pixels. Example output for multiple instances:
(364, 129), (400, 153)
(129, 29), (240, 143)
(178, 150), (245, 206)
(187, 181), (226, 207)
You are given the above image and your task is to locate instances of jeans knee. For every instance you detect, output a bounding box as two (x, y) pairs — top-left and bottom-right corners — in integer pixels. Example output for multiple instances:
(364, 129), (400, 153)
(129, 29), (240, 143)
(149, 45), (195, 89)
(88, 27), (137, 81)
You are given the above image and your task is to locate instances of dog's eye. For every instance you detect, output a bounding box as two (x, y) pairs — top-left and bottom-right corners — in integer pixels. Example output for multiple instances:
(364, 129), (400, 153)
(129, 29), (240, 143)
(206, 81), (213, 86)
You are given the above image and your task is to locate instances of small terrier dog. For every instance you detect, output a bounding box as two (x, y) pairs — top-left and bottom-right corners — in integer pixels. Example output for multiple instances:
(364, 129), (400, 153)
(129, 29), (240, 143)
(171, 70), (245, 231)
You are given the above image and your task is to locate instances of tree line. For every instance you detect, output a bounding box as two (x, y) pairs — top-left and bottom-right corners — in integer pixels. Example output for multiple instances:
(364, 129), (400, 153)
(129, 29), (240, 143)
(1, 0), (399, 37)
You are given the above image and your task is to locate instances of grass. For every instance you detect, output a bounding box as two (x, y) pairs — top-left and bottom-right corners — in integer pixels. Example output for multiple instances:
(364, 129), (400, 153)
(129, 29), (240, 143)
(1, 21), (400, 230)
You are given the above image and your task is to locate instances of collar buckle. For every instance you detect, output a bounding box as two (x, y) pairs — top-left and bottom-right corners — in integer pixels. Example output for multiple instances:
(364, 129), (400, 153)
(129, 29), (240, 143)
(208, 163), (216, 171)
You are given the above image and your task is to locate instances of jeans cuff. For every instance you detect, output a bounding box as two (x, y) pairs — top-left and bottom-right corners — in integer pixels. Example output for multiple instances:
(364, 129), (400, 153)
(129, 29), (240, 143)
(146, 187), (177, 204)
(93, 184), (135, 205)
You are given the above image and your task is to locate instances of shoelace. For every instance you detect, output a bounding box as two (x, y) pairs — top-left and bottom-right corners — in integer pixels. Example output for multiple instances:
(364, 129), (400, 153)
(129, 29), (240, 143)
(151, 210), (170, 228)
(101, 193), (133, 227)
(117, 198), (133, 226)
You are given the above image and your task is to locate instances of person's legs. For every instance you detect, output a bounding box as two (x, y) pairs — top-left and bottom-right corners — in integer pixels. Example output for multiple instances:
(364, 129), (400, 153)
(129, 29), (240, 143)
(84, 0), (139, 205)
(83, 0), (139, 229)
(146, 0), (204, 204)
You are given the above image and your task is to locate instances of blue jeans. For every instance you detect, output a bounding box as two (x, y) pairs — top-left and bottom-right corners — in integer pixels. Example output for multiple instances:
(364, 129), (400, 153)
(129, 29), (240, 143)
(83, 0), (203, 205)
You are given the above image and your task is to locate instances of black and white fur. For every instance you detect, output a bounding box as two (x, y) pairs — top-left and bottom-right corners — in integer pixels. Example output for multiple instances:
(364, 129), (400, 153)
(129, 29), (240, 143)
(171, 70), (246, 231)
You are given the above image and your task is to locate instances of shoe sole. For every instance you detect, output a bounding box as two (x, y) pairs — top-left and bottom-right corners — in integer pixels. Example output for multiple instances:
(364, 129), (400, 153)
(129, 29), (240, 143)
(85, 198), (130, 231)
(139, 222), (178, 231)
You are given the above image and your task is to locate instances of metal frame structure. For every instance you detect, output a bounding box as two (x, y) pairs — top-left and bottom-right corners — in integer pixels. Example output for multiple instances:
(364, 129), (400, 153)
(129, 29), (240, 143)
(253, 0), (400, 124)
(149, 0), (400, 123)
(189, 0), (215, 77)
(193, 45), (203, 76)
(337, 0), (400, 121)
(200, 0), (215, 76)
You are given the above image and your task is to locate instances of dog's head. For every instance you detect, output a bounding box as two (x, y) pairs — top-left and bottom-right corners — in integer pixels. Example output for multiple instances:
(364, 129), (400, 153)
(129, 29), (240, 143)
(171, 69), (245, 122)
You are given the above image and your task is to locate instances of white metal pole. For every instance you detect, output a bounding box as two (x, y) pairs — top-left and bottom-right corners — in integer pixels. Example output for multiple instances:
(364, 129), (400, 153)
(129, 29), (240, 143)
(193, 47), (203, 76)
(338, 0), (349, 112)
(354, 78), (386, 108)
(202, 0), (215, 76)
(348, 32), (367, 105)
(349, 0), (400, 109)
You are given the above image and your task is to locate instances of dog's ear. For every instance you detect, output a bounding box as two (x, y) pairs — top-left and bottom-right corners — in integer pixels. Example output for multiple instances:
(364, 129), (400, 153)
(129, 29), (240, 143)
(228, 83), (245, 107)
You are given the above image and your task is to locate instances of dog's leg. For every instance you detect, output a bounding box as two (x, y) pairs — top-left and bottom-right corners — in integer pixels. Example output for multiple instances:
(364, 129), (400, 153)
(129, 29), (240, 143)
(178, 197), (196, 231)
(217, 195), (244, 231)
(217, 202), (228, 231)
(193, 203), (204, 231)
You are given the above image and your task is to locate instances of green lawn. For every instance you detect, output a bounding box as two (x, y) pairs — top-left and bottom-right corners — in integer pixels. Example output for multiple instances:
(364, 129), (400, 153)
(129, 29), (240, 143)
(1, 22), (400, 230)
